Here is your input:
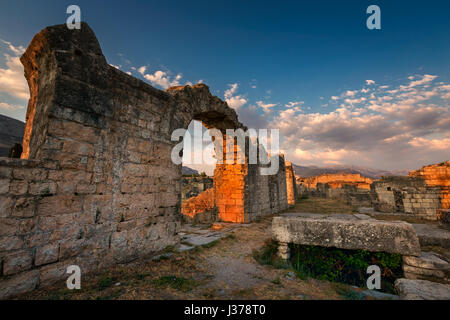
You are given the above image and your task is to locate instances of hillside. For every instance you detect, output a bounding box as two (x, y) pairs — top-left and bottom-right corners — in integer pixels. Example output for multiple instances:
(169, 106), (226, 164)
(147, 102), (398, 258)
(0, 114), (25, 157)
(293, 164), (408, 179)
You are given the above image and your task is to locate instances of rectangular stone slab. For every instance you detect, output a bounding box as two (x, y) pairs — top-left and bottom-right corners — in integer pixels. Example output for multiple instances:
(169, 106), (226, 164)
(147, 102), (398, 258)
(272, 213), (421, 256)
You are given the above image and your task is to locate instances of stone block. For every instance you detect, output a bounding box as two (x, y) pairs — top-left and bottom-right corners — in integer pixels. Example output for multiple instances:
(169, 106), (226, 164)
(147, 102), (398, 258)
(403, 252), (449, 270)
(0, 179), (10, 194)
(395, 279), (450, 300)
(0, 196), (12, 217)
(35, 243), (60, 266)
(12, 197), (37, 218)
(272, 213), (421, 256)
(3, 250), (33, 275)
(0, 270), (39, 299)
(0, 236), (23, 251)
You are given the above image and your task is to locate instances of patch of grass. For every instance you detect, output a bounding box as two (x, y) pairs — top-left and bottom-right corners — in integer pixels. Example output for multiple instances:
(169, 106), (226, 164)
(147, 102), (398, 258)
(202, 239), (220, 249)
(135, 272), (151, 280)
(97, 276), (114, 290)
(225, 233), (236, 240)
(271, 277), (281, 285)
(253, 240), (291, 269)
(285, 197), (355, 214)
(163, 245), (176, 253)
(151, 276), (200, 292)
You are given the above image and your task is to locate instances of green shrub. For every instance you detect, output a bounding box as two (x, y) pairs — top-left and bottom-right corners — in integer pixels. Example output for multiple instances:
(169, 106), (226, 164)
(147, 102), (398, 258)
(151, 276), (199, 292)
(253, 240), (403, 294)
(97, 276), (114, 290)
(290, 244), (403, 293)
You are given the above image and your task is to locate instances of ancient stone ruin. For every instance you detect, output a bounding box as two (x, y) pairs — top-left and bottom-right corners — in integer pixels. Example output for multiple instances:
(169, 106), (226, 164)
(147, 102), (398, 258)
(0, 23), (296, 298)
(297, 173), (373, 207)
(372, 162), (450, 221)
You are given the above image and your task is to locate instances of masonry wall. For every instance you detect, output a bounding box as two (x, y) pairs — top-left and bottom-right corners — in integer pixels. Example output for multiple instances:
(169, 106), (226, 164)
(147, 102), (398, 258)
(371, 176), (441, 220)
(0, 23), (248, 298)
(181, 188), (217, 224)
(285, 162), (297, 206)
(0, 23), (292, 298)
(181, 176), (213, 201)
(409, 161), (450, 211)
(299, 173), (373, 190)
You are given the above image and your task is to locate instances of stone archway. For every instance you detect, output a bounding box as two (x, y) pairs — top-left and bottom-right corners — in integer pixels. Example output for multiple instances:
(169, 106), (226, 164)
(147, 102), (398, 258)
(0, 22), (293, 298)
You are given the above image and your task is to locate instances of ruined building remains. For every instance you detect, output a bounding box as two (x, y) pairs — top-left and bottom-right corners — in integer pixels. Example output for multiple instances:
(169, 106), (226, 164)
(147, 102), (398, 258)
(297, 173), (373, 190)
(181, 175), (213, 201)
(296, 173), (373, 207)
(181, 158), (297, 223)
(0, 23), (292, 298)
(371, 161), (450, 221)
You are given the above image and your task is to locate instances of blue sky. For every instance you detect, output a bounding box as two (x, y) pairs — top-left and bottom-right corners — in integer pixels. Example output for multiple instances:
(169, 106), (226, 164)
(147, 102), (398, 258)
(0, 0), (449, 172)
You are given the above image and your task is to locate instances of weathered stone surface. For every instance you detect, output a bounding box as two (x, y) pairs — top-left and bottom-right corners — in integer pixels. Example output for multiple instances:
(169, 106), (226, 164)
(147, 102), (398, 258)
(403, 252), (449, 270)
(412, 223), (450, 249)
(272, 213), (421, 256)
(395, 279), (450, 300)
(403, 251), (450, 283)
(0, 270), (39, 300)
(3, 250), (33, 275)
(35, 243), (59, 266)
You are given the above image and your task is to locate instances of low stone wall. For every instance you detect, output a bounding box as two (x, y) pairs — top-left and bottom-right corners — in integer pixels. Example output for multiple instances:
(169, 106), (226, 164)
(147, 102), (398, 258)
(181, 188), (216, 224)
(409, 161), (450, 212)
(298, 173), (373, 190)
(182, 156), (292, 224)
(306, 183), (372, 207)
(0, 157), (181, 299)
(181, 176), (213, 201)
(371, 176), (442, 220)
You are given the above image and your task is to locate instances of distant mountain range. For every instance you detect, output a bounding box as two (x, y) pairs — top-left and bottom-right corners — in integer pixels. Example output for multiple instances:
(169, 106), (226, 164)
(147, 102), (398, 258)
(0, 114), (25, 157)
(293, 164), (409, 179)
(181, 166), (199, 175)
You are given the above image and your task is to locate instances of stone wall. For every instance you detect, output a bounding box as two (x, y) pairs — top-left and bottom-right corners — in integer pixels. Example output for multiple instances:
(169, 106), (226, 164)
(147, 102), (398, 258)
(285, 161), (297, 206)
(0, 23), (290, 298)
(181, 188), (217, 224)
(298, 173), (373, 190)
(312, 183), (372, 207)
(409, 161), (450, 214)
(181, 176), (213, 201)
(182, 156), (291, 224)
(371, 176), (441, 220)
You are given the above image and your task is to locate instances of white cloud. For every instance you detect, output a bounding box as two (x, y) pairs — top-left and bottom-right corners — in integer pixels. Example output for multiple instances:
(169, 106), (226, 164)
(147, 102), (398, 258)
(275, 75), (450, 170)
(366, 80), (375, 85)
(0, 40), (29, 100)
(0, 102), (24, 110)
(137, 65), (183, 89)
(224, 83), (247, 110)
(137, 66), (146, 75)
(0, 39), (25, 56)
(256, 101), (277, 113)
(407, 74), (437, 88)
